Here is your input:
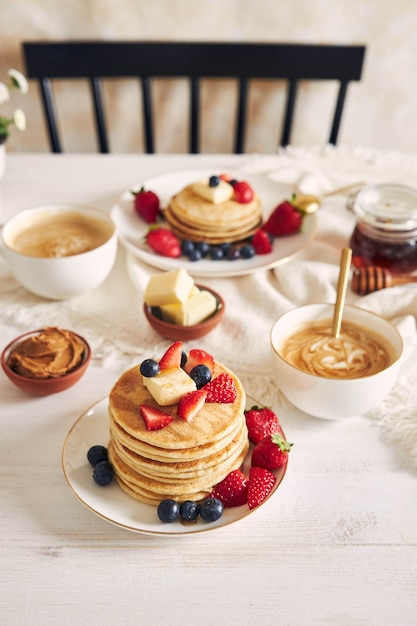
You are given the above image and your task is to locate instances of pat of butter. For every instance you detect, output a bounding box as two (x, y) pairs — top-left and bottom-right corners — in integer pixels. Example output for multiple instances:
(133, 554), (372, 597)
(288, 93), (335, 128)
(191, 178), (233, 204)
(143, 367), (197, 406)
(144, 268), (195, 306)
(160, 288), (218, 326)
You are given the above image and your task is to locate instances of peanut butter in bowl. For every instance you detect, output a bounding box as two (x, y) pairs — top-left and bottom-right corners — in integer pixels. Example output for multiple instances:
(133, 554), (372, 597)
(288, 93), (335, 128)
(1, 327), (91, 395)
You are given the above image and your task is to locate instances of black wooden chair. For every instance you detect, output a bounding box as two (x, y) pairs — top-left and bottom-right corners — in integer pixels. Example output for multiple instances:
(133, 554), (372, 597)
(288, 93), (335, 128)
(22, 41), (365, 154)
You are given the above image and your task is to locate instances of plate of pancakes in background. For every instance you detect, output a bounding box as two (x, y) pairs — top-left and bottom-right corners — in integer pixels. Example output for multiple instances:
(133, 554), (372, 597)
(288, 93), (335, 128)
(110, 169), (317, 278)
(62, 395), (288, 535)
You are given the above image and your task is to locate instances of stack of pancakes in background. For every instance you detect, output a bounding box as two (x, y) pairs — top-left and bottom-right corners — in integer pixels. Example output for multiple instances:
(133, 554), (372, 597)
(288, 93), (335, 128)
(164, 184), (262, 244)
(108, 362), (249, 505)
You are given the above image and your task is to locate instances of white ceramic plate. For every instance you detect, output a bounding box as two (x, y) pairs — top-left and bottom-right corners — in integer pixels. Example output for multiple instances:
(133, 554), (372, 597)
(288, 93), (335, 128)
(110, 169), (317, 278)
(62, 395), (288, 535)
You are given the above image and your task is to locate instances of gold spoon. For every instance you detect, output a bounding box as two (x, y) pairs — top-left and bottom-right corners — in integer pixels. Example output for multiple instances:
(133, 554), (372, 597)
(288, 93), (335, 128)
(292, 181), (365, 214)
(332, 247), (353, 338)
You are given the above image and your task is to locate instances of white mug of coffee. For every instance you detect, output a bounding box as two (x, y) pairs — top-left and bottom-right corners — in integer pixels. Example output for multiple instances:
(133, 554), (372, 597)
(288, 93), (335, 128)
(270, 303), (415, 419)
(0, 203), (117, 299)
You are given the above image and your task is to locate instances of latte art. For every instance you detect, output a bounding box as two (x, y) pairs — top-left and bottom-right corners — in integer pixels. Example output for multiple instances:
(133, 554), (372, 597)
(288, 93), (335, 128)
(280, 319), (392, 379)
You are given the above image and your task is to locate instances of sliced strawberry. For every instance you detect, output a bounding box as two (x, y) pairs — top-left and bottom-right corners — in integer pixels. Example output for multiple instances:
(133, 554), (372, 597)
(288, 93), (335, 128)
(183, 348), (215, 375)
(132, 187), (160, 224)
(247, 466), (276, 509)
(140, 405), (173, 431)
(219, 172), (233, 182)
(177, 389), (207, 422)
(204, 372), (237, 403)
(146, 227), (181, 258)
(210, 469), (248, 507)
(245, 405), (284, 444)
(233, 180), (254, 204)
(263, 200), (303, 236)
(251, 433), (293, 470)
(252, 229), (272, 254)
(159, 341), (183, 370)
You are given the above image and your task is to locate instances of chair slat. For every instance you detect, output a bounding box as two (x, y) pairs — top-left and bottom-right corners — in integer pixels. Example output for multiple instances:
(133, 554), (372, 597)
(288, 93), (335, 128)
(90, 77), (109, 153)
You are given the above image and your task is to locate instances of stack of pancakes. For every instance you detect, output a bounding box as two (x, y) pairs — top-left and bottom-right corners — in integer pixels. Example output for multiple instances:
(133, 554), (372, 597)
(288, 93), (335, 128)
(164, 184), (263, 244)
(108, 362), (249, 505)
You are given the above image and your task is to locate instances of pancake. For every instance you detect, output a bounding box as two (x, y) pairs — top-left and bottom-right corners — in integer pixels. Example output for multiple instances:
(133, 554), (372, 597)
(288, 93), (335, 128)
(165, 183), (263, 244)
(108, 357), (249, 504)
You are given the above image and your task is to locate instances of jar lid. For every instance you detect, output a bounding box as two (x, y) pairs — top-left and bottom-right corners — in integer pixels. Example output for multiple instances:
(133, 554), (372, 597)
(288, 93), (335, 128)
(351, 184), (417, 231)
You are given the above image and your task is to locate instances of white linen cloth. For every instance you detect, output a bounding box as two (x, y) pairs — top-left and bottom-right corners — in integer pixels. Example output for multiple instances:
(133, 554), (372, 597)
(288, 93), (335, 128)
(1, 145), (417, 468)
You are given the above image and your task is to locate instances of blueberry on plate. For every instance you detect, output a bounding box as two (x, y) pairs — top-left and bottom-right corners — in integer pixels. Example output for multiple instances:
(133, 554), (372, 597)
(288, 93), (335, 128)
(87, 444), (108, 467)
(140, 358), (160, 377)
(209, 175), (220, 187)
(240, 244), (255, 259)
(181, 239), (195, 256)
(199, 497), (224, 522)
(92, 461), (114, 486)
(189, 364), (212, 389)
(209, 246), (224, 261)
(180, 500), (200, 522)
(157, 499), (180, 523)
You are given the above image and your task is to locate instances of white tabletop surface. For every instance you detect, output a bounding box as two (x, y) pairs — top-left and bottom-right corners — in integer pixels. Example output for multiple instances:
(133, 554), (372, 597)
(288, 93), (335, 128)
(1, 149), (417, 626)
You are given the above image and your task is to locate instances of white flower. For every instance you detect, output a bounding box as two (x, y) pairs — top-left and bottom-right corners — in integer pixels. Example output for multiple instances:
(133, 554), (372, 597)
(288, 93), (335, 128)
(8, 68), (29, 94)
(0, 82), (10, 105)
(13, 108), (26, 131)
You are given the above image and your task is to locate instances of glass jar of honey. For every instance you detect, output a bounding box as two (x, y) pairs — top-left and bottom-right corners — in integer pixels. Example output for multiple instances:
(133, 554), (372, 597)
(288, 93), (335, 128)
(347, 184), (417, 273)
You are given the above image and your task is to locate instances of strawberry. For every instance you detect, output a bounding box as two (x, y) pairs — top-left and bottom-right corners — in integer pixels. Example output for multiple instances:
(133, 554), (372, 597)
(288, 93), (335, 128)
(204, 372), (237, 403)
(219, 172), (233, 182)
(140, 405), (173, 431)
(251, 229), (272, 254)
(251, 433), (293, 470)
(183, 348), (215, 375)
(210, 469), (248, 507)
(159, 341), (183, 370)
(233, 180), (254, 204)
(146, 227), (181, 258)
(245, 405), (284, 444)
(263, 200), (303, 236)
(247, 466), (276, 509)
(177, 389), (207, 422)
(133, 187), (160, 223)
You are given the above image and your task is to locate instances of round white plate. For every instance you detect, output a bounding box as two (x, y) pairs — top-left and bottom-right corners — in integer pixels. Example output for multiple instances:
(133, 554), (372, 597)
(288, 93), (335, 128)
(110, 168), (317, 278)
(62, 395), (288, 535)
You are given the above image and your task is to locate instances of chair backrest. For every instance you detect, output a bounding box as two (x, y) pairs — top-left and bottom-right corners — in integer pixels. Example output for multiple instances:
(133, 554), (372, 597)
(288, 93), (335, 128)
(23, 41), (365, 154)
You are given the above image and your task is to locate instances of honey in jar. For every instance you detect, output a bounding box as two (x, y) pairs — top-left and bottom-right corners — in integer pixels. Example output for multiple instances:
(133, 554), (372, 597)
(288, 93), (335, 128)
(348, 184), (417, 273)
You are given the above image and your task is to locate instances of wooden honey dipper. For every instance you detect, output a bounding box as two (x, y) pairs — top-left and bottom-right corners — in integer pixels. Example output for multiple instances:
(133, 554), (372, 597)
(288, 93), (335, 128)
(351, 266), (417, 295)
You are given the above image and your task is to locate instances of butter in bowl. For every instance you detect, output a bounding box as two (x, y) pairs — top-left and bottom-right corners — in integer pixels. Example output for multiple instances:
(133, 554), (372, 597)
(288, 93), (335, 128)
(143, 269), (225, 340)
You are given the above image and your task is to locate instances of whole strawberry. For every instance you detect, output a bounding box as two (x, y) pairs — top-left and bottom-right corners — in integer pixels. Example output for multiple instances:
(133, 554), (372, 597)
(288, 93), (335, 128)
(247, 466), (276, 509)
(245, 405), (284, 444)
(133, 187), (160, 223)
(233, 180), (254, 204)
(263, 200), (303, 236)
(251, 433), (293, 470)
(146, 227), (181, 258)
(251, 229), (272, 254)
(210, 469), (248, 507)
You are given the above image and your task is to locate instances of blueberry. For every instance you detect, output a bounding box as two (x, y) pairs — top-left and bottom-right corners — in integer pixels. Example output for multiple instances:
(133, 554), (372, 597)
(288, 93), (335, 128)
(229, 179), (238, 187)
(209, 246), (224, 260)
(226, 247), (241, 261)
(181, 350), (187, 368)
(219, 242), (232, 253)
(181, 239), (195, 255)
(92, 461), (114, 486)
(140, 358), (160, 377)
(180, 500), (200, 522)
(240, 244), (255, 259)
(195, 241), (210, 257)
(188, 249), (203, 262)
(87, 445), (108, 467)
(189, 364), (212, 389)
(157, 499), (180, 523)
(199, 497), (224, 522)
(209, 175), (220, 187)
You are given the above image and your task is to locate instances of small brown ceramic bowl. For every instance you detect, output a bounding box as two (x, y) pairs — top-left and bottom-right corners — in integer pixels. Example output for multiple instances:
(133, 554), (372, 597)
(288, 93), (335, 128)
(143, 284), (225, 341)
(1, 329), (91, 395)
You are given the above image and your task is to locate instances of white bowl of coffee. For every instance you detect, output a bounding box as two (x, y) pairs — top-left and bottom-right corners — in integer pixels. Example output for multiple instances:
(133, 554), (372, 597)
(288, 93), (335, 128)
(0, 204), (117, 299)
(270, 303), (408, 419)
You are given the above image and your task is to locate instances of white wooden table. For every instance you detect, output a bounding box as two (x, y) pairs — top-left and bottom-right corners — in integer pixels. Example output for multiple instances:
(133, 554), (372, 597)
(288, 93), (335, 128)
(1, 151), (416, 626)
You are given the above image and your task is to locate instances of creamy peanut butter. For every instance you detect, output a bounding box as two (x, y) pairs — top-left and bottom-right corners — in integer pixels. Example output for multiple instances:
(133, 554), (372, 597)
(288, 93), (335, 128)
(8, 211), (113, 258)
(279, 319), (392, 379)
(7, 327), (86, 379)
